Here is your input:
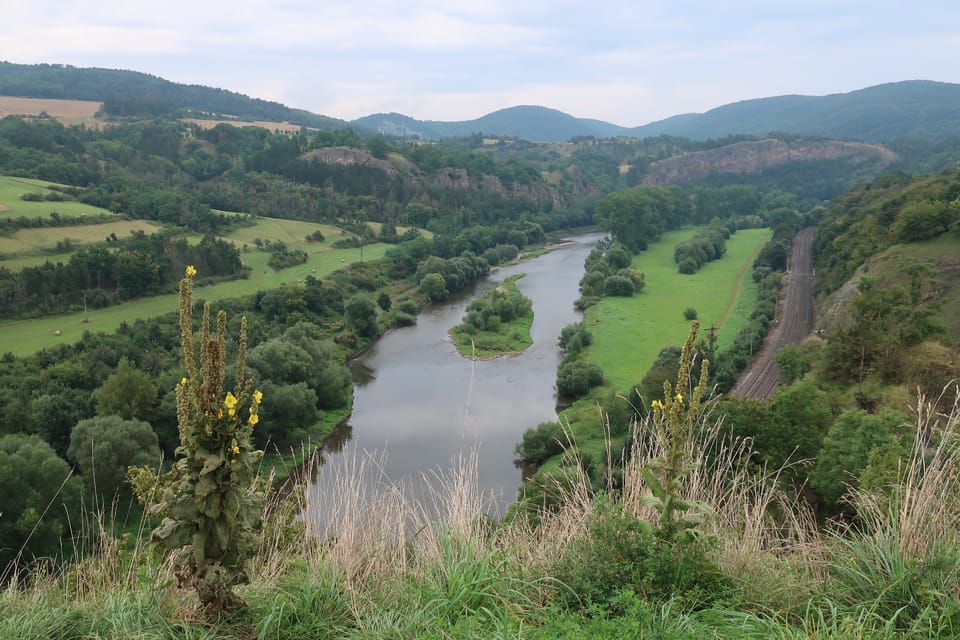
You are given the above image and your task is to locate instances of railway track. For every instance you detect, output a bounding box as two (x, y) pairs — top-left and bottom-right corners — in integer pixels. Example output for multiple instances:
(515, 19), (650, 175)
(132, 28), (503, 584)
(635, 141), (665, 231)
(731, 227), (815, 400)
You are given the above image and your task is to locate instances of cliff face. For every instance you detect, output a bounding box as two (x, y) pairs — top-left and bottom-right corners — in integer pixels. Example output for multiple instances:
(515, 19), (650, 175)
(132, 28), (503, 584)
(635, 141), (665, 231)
(641, 139), (897, 185)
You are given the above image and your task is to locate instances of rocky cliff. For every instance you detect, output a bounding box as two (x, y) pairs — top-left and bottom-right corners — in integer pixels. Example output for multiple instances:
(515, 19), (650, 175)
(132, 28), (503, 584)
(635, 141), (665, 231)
(641, 139), (897, 185)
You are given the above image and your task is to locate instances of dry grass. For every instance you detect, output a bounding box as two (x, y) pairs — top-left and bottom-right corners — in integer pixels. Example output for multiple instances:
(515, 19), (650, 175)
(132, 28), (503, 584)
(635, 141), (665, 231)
(0, 97), (101, 126)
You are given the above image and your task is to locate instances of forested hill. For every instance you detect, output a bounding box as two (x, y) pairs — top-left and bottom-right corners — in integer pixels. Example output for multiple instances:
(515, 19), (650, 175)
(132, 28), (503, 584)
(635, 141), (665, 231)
(353, 106), (628, 142)
(357, 81), (960, 144)
(631, 81), (960, 143)
(0, 62), (349, 129)
(4, 62), (959, 145)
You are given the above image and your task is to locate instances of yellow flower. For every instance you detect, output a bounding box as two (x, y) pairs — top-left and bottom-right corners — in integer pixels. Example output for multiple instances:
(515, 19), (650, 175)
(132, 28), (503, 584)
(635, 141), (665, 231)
(223, 392), (238, 410)
(651, 399), (663, 410)
(675, 392), (683, 403)
(217, 409), (224, 419)
(185, 265), (197, 278)
(252, 390), (263, 405)
(248, 413), (259, 426)
(228, 408), (236, 417)
(180, 377), (187, 386)
(232, 444), (240, 455)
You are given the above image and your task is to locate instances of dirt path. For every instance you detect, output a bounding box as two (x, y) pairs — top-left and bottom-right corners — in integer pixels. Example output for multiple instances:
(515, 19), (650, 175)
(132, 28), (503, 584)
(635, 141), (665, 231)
(715, 236), (768, 329)
(731, 227), (815, 400)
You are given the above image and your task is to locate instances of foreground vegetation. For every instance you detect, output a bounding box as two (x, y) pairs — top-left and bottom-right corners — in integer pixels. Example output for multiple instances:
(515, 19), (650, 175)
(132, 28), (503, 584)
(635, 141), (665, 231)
(3, 369), (958, 637)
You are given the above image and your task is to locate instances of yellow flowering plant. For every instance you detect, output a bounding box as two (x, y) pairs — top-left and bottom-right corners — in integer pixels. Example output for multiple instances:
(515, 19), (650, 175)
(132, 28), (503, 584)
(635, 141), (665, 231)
(146, 265), (265, 615)
(642, 320), (712, 542)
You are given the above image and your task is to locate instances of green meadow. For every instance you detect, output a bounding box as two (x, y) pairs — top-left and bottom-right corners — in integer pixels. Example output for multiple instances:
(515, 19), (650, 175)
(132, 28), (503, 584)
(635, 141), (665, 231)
(584, 227), (771, 391)
(0, 175), (113, 219)
(0, 242), (390, 357)
(0, 219), (162, 258)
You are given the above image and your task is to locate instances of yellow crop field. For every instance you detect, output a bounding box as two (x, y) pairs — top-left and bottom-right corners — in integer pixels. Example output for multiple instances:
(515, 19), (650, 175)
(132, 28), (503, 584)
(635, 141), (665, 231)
(0, 96), (102, 125)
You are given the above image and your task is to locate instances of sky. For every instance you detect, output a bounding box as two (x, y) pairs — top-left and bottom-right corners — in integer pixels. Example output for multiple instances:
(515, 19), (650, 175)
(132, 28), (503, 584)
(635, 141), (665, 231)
(4, 0), (960, 126)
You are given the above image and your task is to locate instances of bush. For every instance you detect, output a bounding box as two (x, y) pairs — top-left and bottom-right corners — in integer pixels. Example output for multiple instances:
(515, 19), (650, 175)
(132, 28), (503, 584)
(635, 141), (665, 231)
(556, 360), (604, 398)
(552, 497), (729, 613)
(514, 421), (566, 464)
(603, 274), (635, 297)
(393, 311), (416, 326)
(683, 307), (698, 321)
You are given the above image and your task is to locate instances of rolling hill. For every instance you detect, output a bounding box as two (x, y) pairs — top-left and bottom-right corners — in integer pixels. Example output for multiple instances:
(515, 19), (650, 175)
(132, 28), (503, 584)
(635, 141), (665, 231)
(354, 81), (960, 143)
(0, 61), (351, 130)
(3, 62), (959, 144)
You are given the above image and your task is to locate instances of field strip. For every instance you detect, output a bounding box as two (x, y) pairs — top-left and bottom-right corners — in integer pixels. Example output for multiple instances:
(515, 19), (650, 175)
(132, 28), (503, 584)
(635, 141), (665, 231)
(714, 235), (767, 329)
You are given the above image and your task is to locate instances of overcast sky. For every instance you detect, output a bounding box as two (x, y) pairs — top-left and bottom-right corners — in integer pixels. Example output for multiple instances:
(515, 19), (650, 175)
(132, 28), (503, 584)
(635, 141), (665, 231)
(4, 1), (959, 126)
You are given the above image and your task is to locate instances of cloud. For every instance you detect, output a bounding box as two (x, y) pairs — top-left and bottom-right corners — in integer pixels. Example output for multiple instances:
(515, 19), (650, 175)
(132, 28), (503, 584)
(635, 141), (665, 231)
(3, 0), (960, 123)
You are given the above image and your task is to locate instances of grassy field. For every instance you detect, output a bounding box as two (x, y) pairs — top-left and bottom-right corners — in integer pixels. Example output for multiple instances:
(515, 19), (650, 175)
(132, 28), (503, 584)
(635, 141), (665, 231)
(583, 227), (771, 391)
(0, 176), (113, 219)
(0, 219), (161, 257)
(0, 243), (390, 357)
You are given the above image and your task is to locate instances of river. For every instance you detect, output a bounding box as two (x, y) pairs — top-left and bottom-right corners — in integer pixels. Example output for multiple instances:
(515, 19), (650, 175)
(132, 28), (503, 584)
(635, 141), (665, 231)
(304, 232), (605, 522)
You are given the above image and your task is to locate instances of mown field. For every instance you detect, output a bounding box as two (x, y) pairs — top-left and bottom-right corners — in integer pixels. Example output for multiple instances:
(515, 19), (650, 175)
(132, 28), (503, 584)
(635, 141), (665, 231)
(584, 227), (771, 392)
(0, 176), (113, 218)
(0, 96), (101, 126)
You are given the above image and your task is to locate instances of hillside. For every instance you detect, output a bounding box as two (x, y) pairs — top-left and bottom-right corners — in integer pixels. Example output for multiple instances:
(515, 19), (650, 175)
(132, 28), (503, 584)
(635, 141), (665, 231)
(354, 105), (627, 141)
(4, 63), (960, 145)
(641, 138), (896, 186)
(356, 81), (960, 144)
(632, 80), (960, 143)
(0, 61), (350, 130)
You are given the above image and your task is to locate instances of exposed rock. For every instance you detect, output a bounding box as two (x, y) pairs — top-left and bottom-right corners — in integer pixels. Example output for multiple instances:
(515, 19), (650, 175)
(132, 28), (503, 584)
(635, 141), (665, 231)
(642, 139), (897, 185)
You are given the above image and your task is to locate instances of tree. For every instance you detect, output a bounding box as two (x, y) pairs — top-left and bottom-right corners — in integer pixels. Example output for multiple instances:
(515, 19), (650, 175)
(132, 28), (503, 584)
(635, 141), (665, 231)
(809, 409), (909, 507)
(515, 421), (566, 465)
(344, 294), (379, 338)
(67, 415), (161, 501)
(0, 434), (83, 573)
(419, 272), (449, 302)
(93, 356), (157, 420)
(377, 291), (392, 311)
(762, 380), (832, 483)
(775, 344), (809, 385)
(556, 360), (604, 398)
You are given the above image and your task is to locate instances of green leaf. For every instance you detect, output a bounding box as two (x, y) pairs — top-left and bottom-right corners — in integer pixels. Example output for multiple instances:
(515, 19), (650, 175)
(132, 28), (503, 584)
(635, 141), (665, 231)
(195, 474), (217, 499)
(199, 451), (225, 476)
(641, 467), (666, 499)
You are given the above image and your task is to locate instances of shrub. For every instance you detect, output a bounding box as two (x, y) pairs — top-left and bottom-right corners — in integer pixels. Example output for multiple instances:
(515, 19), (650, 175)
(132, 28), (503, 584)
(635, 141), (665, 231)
(515, 421), (566, 464)
(556, 361), (604, 398)
(683, 307), (698, 321)
(552, 496), (729, 613)
(603, 274), (635, 297)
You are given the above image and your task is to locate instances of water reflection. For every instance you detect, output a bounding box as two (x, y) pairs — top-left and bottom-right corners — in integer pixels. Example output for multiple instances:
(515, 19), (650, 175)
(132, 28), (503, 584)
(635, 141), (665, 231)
(305, 233), (605, 524)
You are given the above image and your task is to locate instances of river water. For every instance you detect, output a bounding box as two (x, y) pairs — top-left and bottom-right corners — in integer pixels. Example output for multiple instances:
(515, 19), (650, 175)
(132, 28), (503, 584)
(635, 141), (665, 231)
(305, 232), (605, 521)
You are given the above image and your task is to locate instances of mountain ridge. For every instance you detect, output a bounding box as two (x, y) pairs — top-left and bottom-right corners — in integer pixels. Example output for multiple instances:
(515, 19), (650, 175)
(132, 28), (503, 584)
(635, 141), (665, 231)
(1, 62), (958, 143)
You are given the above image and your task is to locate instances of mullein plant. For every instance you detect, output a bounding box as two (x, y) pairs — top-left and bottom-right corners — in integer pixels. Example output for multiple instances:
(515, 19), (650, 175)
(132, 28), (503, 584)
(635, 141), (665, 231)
(141, 266), (265, 615)
(644, 320), (713, 542)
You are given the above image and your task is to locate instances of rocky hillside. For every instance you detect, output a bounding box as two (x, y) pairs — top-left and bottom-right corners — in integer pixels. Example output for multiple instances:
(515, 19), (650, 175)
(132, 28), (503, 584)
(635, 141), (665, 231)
(641, 139), (896, 186)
